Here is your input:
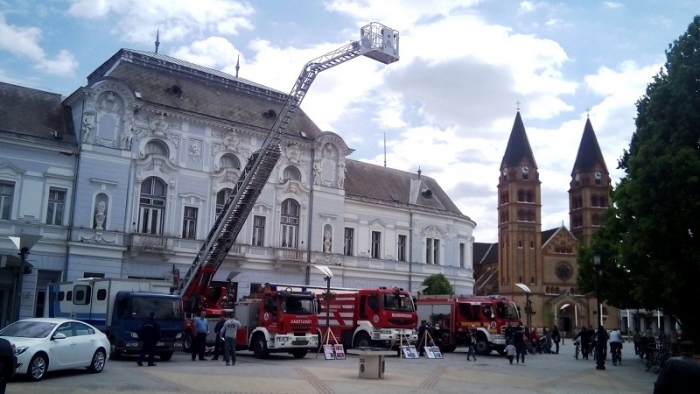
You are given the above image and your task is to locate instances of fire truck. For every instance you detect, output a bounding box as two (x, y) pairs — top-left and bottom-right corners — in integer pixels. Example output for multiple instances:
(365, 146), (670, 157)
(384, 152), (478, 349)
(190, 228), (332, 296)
(279, 284), (418, 349)
(172, 23), (400, 358)
(416, 295), (522, 355)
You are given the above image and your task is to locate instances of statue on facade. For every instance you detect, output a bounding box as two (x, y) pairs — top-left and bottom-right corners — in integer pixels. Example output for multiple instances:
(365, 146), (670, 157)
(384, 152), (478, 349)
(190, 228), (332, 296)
(313, 161), (323, 185)
(337, 161), (346, 189)
(120, 128), (134, 150)
(94, 201), (106, 230)
(82, 111), (96, 144)
(323, 231), (332, 254)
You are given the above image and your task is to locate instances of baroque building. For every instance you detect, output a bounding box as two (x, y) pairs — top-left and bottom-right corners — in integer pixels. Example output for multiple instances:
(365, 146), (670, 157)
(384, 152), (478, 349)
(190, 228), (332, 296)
(0, 50), (476, 322)
(473, 111), (620, 334)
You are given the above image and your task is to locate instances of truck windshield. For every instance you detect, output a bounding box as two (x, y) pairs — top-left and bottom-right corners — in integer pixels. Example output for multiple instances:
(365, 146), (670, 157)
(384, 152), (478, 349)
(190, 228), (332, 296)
(280, 296), (315, 315)
(496, 301), (520, 320)
(382, 293), (415, 311)
(131, 296), (183, 319)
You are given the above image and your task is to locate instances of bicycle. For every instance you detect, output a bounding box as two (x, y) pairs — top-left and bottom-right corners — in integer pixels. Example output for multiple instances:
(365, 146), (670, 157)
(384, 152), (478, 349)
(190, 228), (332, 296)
(611, 343), (622, 366)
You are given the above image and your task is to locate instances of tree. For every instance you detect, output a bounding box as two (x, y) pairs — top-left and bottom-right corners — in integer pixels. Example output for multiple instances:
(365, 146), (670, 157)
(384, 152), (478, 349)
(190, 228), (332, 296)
(578, 15), (700, 347)
(420, 274), (454, 295)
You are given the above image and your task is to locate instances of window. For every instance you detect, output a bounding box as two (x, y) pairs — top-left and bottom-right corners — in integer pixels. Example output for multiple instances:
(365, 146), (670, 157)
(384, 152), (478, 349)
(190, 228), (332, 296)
(73, 285), (91, 305)
(0, 182), (14, 220)
(371, 231), (381, 259)
(459, 243), (465, 268)
(97, 289), (107, 300)
(73, 322), (95, 336)
(344, 228), (354, 256)
(66, 291), (73, 301)
(280, 199), (299, 248)
(138, 177), (166, 234)
(145, 140), (168, 156)
(182, 207), (198, 239)
(56, 322), (74, 337)
(58, 291), (65, 301)
(216, 188), (232, 216)
(426, 238), (440, 265)
(252, 215), (265, 246)
(46, 188), (66, 225)
(397, 235), (407, 262)
(518, 241), (523, 249)
(83, 272), (105, 278)
(220, 154), (240, 170)
(282, 166), (301, 181)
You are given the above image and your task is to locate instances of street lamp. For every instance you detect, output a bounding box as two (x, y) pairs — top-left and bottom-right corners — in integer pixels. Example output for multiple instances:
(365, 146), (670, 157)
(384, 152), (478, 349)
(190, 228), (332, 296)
(515, 283), (532, 328)
(314, 265), (334, 345)
(593, 251), (606, 370)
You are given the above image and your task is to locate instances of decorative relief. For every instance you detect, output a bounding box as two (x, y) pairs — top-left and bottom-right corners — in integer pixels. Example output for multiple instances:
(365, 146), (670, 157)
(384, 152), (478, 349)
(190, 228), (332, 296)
(167, 133), (180, 148)
(120, 128), (134, 150)
(223, 131), (241, 151)
(286, 144), (302, 163)
(82, 111), (96, 144)
(313, 160), (323, 185)
(79, 230), (117, 245)
(149, 113), (170, 137)
(189, 139), (202, 161)
(98, 91), (123, 115)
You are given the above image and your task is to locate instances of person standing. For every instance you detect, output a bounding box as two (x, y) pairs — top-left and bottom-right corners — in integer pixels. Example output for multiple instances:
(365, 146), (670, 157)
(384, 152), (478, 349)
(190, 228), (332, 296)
(221, 313), (242, 366)
(212, 315), (226, 361)
(552, 326), (561, 354)
(138, 312), (161, 367)
(417, 320), (427, 356)
(514, 326), (527, 364)
(504, 340), (517, 365)
(192, 311), (209, 361)
(466, 326), (477, 361)
(654, 341), (700, 394)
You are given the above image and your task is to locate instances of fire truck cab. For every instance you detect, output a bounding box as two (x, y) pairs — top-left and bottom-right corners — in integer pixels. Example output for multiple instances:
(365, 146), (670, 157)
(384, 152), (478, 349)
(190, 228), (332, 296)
(416, 295), (522, 355)
(233, 286), (319, 359)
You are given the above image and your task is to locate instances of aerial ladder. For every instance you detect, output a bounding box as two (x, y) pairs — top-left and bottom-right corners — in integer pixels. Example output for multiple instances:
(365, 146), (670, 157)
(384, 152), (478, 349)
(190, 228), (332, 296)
(174, 23), (401, 316)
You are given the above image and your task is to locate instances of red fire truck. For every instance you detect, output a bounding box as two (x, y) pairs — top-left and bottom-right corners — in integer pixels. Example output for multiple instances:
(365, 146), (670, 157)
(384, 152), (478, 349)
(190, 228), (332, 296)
(281, 285), (418, 349)
(416, 295), (522, 355)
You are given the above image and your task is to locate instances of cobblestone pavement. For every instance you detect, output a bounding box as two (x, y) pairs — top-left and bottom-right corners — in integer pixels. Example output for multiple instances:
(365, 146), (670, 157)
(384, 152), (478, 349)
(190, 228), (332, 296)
(7, 342), (656, 393)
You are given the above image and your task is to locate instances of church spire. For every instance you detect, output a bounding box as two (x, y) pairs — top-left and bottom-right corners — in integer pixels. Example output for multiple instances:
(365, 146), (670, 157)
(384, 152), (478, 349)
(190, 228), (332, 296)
(235, 54), (240, 78)
(155, 30), (160, 54)
(501, 111), (537, 168)
(571, 118), (607, 175)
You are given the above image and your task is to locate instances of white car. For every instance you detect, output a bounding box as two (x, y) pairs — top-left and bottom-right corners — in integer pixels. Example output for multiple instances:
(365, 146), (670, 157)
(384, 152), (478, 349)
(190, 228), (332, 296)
(0, 318), (110, 381)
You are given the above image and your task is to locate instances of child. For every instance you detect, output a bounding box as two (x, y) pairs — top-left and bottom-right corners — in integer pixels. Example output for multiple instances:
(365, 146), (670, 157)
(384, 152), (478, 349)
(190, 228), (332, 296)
(505, 340), (517, 364)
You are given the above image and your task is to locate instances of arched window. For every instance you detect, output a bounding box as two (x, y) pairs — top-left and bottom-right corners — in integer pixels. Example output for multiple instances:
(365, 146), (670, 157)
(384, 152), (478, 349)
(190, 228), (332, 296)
(216, 188), (232, 216)
(144, 140), (169, 156)
(138, 177), (166, 234)
(219, 154), (240, 170)
(500, 192), (509, 205)
(282, 166), (301, 182)
(526, 210), (535, 222)
(517, 190), (525, 202)
(280, 199), (299, 248)
(591, 195), (599, 207)
(526, 190), (534, 203)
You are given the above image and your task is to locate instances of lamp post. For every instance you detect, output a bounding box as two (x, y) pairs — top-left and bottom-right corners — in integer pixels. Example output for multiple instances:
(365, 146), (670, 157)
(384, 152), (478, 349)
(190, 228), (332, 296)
(314, 265), (334, 345)
(515, 283), (532, 328)
(593, 251), (606, 370)
(8, 234), (42, 323)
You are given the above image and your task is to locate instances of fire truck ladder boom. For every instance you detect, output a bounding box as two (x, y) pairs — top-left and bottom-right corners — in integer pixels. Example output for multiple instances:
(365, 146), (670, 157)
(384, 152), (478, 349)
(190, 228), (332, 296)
(175, 22), (400, 308)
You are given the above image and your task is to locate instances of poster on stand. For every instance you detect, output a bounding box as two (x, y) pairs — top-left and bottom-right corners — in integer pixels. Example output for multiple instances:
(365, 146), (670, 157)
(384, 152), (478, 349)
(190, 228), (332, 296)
(431, 346), (443, 359)
(402, 346), (419, 359)
(323, 344), (336, 360)
(334, 344), (346, 360)
(425, 347), (436, 359)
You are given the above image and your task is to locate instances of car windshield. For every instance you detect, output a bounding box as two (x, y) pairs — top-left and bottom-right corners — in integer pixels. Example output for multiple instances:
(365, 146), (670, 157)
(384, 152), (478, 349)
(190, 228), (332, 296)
(280, 296), (315, 315)
(131, 296), (183, 319)
(0, 321), (57, 338)
(496, 301), (520, 320)
(382, 293), (415, 311)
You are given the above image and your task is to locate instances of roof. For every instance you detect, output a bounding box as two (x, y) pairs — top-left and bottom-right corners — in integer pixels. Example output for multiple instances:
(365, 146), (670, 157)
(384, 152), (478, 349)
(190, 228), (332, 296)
(571, 118), (608, 175)
(541, 228), (558, 244)
(0, 82), (77, 149)
(89, 49), (322, 139)
(344, 160), (468, 219)
(501, 111), (537, 168)
(473, 242), (498, 265)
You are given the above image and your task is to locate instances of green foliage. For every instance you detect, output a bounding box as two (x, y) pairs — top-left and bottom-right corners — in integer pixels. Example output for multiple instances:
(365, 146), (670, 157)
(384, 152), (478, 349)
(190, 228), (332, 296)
(544, 309), (555, 328)
(420, 273), (454, 295)
(580, 15), (700, 345)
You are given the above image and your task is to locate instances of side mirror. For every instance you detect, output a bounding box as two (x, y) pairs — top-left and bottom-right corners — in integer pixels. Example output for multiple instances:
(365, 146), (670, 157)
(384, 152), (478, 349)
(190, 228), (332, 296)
(52, 333), (67, 340)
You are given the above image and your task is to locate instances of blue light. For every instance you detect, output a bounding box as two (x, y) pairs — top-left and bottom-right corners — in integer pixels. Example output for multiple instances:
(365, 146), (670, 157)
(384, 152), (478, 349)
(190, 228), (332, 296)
(302, 287), (307, 292)
(270, 285), (277, 291)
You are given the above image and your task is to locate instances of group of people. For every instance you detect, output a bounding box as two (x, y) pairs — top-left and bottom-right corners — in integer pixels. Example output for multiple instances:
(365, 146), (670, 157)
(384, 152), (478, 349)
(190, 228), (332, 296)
(502, 325), (561, 365)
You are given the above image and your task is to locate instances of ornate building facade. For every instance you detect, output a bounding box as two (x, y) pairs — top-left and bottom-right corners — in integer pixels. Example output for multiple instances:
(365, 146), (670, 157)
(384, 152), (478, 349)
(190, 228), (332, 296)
(0, 50), (476, 322)
(474, 112), (620, 333)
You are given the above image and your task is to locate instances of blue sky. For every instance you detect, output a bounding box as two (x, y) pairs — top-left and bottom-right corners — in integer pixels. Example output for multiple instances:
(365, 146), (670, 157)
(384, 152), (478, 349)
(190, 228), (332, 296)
(1, 0), (697, 242)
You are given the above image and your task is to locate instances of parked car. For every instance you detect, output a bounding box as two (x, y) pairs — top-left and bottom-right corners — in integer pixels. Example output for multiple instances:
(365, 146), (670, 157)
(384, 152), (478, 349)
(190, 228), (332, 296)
(0, 318), (109, 381)
(0, 337), (16, 393)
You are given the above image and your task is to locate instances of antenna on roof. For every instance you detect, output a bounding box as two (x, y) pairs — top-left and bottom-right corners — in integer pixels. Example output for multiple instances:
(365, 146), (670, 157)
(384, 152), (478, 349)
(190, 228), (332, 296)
(235, 54), (240, 78)
(155, 30), (160, 54)
(383, 132), (386, 167)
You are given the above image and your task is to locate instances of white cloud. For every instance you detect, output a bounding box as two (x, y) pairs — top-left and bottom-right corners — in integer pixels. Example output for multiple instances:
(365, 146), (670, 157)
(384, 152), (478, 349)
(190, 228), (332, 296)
(519, 1), (537, 13)
(171, 37), (241, 70)
(66, 0), (255, 44)
(0, 13), (78, 76)
(603, 2), (624, 9)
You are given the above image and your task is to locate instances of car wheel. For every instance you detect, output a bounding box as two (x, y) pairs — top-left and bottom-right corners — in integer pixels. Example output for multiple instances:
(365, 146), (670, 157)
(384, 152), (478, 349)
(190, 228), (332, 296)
(159, 352), (173, 361)
(88, 349), (106, 373)
(27, 353), (48, 382)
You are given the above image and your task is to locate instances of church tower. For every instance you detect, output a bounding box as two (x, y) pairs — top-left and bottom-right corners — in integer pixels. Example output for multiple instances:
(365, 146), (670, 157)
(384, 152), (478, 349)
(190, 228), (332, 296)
(497, 111), (542, 295)
(569, 118), (610, 246)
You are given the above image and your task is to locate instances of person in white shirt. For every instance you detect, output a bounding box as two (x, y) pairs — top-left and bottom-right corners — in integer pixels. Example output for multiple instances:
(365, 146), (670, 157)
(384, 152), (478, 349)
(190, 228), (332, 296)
(220, 313), (242, 366)
(609, 328), (624, 365)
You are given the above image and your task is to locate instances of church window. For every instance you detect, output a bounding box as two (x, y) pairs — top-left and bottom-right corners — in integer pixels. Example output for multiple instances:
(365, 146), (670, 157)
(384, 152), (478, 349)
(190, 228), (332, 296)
(518, 241), (523, 249)
(530, 241), (534, 249)
(526, 210), (535, 222)
(592, 214), (601, 226)
(519, 276), (522, 283)
(592, 195), (599, 207)
(530, 277), (535, 285)
(526, 190), (534, 203)
(600, 196), (608, 208)
(500, 192), (509, 205)
(517, 210), (525, 221)
(517, 190), (525, 202)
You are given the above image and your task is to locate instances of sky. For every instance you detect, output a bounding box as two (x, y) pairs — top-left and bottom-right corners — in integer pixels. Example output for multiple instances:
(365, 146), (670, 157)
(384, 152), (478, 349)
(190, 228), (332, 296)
(0, 0), (698, 243)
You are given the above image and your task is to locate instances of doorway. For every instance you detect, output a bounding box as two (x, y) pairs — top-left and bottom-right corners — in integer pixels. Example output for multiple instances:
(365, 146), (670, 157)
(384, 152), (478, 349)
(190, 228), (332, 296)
(35, 270), (62, 318)
(0, 287), (10, 328)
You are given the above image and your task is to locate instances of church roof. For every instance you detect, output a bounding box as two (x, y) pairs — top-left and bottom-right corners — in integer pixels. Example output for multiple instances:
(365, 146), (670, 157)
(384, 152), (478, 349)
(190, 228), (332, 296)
(473, 242), (498, 265)
(571, 118), (607, 175)
(501, 111), (537, 168)
(87, 49), (322, 140)
(0, 81), (77, 150)
(541, 228), (558, 244)
(344, 160), (469, 220)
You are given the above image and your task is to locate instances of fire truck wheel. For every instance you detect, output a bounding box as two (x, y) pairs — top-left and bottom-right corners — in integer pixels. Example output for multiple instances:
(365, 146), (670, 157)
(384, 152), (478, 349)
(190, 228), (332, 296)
(252, 334), (269, 359)
(475, 337), (490, 355)
(291, 349), (308, 359)
(354, 332), (371, 349)
(441, 345), (457, 353)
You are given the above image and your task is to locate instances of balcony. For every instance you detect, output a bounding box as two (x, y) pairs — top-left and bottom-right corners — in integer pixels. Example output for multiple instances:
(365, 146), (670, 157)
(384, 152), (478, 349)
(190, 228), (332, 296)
(275, 248), (306, 262)
(128, 233), (175, 258)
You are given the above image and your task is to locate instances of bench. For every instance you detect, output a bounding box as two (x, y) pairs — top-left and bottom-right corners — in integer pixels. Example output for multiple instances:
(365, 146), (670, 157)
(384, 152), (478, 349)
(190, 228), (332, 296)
(346, 349), (397, 379)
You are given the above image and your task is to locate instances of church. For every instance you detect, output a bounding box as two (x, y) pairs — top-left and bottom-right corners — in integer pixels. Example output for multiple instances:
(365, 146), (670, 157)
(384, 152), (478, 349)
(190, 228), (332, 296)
(473, 111), (620, 335)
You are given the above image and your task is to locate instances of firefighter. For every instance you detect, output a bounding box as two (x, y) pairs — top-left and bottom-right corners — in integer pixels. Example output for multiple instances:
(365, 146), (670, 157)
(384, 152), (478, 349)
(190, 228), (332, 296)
(137, 312), (160, 367)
